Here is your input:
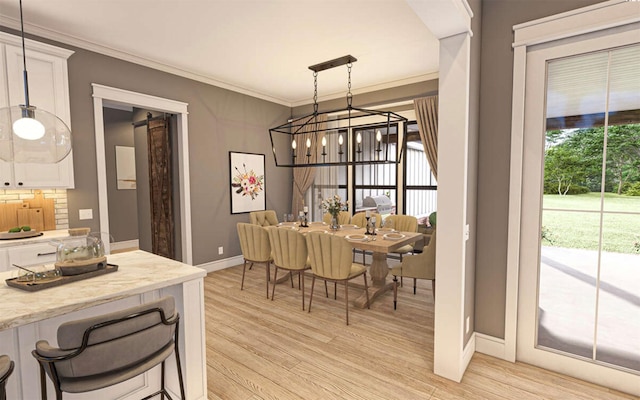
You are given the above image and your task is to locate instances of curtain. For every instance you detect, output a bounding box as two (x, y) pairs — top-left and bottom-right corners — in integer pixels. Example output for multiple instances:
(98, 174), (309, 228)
(414, 95), (438, 179)
(292, 114), (327, 215)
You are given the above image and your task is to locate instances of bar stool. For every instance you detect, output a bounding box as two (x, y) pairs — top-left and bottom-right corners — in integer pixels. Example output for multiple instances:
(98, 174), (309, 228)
(0, 355), (14, 400)
(32, 296), (185, 400)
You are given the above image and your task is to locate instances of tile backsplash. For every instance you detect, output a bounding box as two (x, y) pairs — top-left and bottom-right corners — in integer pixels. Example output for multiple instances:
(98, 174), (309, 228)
(0, 189), (68, 230)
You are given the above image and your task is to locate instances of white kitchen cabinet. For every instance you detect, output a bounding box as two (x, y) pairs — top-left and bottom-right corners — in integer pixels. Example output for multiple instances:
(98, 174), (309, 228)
(7, 242), (58, 268)
(0, 32), (74, 188)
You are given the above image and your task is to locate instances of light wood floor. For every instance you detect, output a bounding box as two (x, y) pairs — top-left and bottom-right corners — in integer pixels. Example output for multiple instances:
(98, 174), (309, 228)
(204, 264), (638, 400)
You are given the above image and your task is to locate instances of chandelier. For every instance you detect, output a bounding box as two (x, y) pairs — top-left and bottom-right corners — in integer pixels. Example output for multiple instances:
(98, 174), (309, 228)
(269, 55), (407, 168)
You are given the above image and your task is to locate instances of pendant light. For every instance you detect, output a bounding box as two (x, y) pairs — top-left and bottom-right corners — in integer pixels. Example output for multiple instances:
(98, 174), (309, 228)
(0, 0), (72, 163)
(269, 55), (407, 168)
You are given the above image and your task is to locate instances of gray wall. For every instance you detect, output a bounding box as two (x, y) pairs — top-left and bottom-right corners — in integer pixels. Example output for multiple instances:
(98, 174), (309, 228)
(103, 107), (139, 242)
(475, 0), (605, 338)
(0, 26), (293, 266)
(132, 108), (152, 254)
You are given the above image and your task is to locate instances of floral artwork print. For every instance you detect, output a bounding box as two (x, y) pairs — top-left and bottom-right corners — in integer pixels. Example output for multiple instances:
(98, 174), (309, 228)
(232, 163), (264, 200)
(229, 152), (266, 214)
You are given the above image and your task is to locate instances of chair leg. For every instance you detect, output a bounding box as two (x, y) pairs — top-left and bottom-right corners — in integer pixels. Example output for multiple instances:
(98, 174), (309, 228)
(161, 360), (166, 400)
(265, 262), (270, 299)
(308, 276), (316, 312)
(271, 266), (279, 301)
(324, 280), (329, 298)
(413, 278), (417, 295)
(241, 259), (247, 290)
(345, 280), (349, 325)
(38, 362), (48, 400)
(301, 271), (305, 311)
(393, 275), (398, 310)
(174, 320), (186, 400)
(290, 272), (295, 288)
(334, 282), (337, 300)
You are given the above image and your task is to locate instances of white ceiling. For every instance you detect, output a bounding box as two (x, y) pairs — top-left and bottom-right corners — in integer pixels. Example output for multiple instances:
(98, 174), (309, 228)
(0, 0), (441, 107)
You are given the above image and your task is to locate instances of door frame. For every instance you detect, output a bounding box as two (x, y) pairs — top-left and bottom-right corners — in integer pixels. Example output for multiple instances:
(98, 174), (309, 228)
(506, 0), (640, 394)
(92, 84), (193, 265)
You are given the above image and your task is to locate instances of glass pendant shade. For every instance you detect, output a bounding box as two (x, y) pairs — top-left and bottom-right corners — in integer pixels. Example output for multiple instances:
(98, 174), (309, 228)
(0, 105), (72, 163)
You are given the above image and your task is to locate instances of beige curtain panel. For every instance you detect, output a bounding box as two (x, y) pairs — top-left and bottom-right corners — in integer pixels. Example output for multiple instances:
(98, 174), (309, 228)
(292, 114), (328, 215)
(413, 95), (438, 180)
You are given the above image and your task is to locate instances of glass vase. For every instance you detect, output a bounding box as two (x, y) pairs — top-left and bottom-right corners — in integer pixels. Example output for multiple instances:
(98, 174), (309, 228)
(330, 216), (339, 231)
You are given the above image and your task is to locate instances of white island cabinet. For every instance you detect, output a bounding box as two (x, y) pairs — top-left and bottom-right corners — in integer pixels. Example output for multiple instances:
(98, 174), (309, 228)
(0, 250), (208, 399)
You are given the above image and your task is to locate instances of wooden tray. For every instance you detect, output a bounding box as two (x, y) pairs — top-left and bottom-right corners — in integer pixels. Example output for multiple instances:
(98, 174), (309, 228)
(5, 264), (118, 292)
(0, 230), (43, 240)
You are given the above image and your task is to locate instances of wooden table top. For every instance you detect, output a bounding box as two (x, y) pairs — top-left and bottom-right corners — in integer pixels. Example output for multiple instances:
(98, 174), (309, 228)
(276, 223), (422, 253)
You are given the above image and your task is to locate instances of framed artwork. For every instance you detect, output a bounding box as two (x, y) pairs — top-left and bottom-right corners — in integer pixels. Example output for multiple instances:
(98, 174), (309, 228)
(229, 151), (266, 214)
(115, 146), (136, 190)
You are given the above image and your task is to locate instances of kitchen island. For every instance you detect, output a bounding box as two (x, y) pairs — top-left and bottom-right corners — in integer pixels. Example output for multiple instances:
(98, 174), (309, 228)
(0, 250), (207, 399)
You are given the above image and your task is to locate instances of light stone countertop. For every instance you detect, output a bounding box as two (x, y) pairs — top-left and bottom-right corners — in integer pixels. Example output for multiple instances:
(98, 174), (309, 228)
(0, 250), (206, 330)
(0, 229), (71, 248)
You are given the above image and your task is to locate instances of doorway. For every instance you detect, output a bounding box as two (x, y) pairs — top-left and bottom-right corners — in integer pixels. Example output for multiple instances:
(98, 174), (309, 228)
(92, 84), (193, 265)
(511, 16), (639, 396)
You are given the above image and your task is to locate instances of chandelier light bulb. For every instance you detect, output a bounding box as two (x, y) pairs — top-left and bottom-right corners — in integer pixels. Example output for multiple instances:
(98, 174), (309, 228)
(356, 132), (362, 144)
(338, 134), (344, 145)
(376, 130), (382, 142)
(291, 139), (297, 149)
(306, 138), (311, 148)
(321, 136), (327, 147)
(13, 117), (45, 140)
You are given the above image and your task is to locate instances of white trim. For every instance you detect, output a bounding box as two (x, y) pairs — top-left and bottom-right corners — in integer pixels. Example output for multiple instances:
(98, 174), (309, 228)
(110, 239), (139, 252)
(475, 333), (506, 360)
(197, 255), (244, 274)
(512, 0), (640, 48)
(462, 332), (476, 371)
(433, 31), (471, 383)
(0, 31), (74, 59)
(92, 84), (193, 265)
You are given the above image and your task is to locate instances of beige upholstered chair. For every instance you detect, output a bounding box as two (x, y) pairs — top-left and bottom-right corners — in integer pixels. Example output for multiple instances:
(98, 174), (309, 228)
(384, 215), (418, 261)
(32, 296), (184, 400)
(249, 210), (279, 227)
(351, 211), (382, 229)
(322, 211), (351, 225)
(350, 211), (382, 264)
(0, 355), (14, 400)
(305, 232), (370, 325)
(237, 222), (272, 298)
(391, 230), (436, 309)
(267, 226), (310, 310)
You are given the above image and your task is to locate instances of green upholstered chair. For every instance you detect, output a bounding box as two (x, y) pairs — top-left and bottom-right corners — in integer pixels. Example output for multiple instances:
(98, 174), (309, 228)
(305, 232), (370, 325)
(237, 222), (272, 298)
(267, 226), (310, 310)
(249, 210), (279, 227)
(391, 230), (436, 309)
(0, 355), (14, 400)
(32, 296), (184, 400)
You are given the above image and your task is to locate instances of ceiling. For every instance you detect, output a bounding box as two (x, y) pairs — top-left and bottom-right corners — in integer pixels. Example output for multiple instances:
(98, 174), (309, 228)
(0, 0), (441, 107)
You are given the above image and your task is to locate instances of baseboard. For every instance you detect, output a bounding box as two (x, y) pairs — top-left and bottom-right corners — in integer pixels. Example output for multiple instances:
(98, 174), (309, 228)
(462, 332), (476, 373)
(197, 255), (243, 273)
(110, 239), (139, 252)
(475, 332), (506, 360)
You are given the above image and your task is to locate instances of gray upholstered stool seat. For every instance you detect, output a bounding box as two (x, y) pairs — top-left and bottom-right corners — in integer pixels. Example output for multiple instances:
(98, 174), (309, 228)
(0, 355), (15, 400)
(32, 296), (185, 400)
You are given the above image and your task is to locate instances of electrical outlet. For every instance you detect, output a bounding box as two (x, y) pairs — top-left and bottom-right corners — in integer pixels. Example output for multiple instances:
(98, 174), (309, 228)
(218, 246), (223, 255)
(466, 316), (470, 334)
(79, 209), (93, 220)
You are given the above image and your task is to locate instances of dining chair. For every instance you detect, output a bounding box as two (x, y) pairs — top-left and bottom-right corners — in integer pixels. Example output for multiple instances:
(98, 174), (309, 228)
(390, 230), (436, 309)
(305, 231), (370, 325)
(384, 214), (418, 261)
(350, 211), (382, 264)
(31, 296), (185, 400)
(249, 210), (279, 227)
(0, 355), (14, 400)
(237, 222), (272, 298)
(322, 211), (351, 225)
(266, 226), (311, 310)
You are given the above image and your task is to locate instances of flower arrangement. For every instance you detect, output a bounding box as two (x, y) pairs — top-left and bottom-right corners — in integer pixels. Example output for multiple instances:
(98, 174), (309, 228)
(231, 163), (264, 200)
(322, 194), (349, 218)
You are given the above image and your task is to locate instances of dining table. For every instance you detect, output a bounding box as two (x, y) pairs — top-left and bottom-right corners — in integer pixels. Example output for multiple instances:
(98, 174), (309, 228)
(277, 222), (423, 308)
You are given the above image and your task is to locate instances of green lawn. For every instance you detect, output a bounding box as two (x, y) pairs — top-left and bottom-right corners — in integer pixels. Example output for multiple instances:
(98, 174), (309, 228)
(542, 193), (640, 254)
